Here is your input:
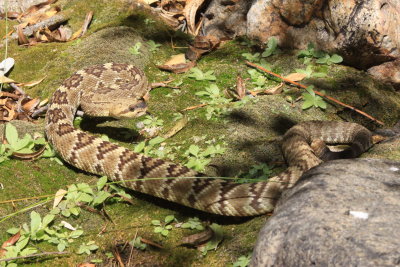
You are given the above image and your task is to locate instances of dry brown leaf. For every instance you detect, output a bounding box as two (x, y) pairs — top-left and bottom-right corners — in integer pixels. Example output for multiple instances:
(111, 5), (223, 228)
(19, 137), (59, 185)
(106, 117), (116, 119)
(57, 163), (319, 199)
(180, 227), (213, 247)
(235, 74), (246, 99)
(372, 134), (386, 144)
(53, 189), (67, 208)
(0, 76), (16, 84)
(0, 231), (21, 257)
(12, 145), (46, 160)
(39, 98), (49, 107)
(285, 72), (307, 82)
(17, 25), (29, 45)
(250, 82), (284, 95)
(17, 77), (46, 87)
(264, 82), (284, 94)
(22, 98), (40, 112)
(157, 60), (196, 74)
(164, 54), (186, 65)
(162, 116), (188, 139)
(183, 0), (206, 35)
(142, 0), (159, 4)
(70, 11), (93, 41)
(77, 264), (96, 267)
(0, 106), (15, 122)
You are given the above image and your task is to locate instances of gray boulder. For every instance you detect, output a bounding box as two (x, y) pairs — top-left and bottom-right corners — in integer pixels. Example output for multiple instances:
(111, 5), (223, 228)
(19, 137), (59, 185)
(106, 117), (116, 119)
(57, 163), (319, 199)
(251, 158), (400, 267)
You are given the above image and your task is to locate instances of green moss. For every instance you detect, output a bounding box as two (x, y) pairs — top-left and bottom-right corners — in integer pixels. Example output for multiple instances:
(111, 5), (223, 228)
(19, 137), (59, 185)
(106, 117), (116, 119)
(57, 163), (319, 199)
(0, 1), (400, 266)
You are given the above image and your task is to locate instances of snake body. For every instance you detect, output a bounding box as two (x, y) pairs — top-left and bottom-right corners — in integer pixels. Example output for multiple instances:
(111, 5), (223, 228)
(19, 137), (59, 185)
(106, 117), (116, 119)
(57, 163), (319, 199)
(45, 63), (373, 216)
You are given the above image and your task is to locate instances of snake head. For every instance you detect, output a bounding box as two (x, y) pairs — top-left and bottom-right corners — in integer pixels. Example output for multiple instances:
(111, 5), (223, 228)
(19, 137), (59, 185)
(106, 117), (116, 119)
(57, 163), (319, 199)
(109, 98), (148, 118)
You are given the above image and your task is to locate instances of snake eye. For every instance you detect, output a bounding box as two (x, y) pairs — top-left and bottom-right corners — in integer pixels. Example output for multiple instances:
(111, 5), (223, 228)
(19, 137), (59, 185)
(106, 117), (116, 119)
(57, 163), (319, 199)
(129, 101), (147, 111)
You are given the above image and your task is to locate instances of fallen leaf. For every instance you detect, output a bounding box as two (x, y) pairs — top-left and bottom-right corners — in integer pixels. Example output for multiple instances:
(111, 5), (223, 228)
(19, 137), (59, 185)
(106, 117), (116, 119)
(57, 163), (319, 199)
(0, 76), (16, 84)
(53, 189), (67, 208)
(183, 0), (206, 35)
(164, 54), (186, 65)
(263, 82), (284, 94)
(39, 98), (49, 107)
(285, 72), (307, 82)
(61, 220), (76, 231)
(77, 263), (96, 267)
(157, 60), (196, 73)
(17, 25), (29, 45)
(142, 0), (159, 4)
(70, 11), (93, 40)
(16, 77), (46, 87)
(180, 227), (213, 247)
(162, 116), (188, 139)
(22, 98), (40, 112)
(235, 74), (246, 99)
(12, 145), (46, 160)
(0, 231), (21, 257)
(250, 82), (284, 95)
(372, 134), (386, 144)
(0, 106), (16, 121)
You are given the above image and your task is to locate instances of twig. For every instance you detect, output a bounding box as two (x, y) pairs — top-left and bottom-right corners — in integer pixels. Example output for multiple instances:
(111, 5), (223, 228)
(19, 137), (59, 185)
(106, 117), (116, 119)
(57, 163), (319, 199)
(246, 61), (384, 125)
(0, 251), (69, 262)
(9, 83), (25, 95)
(181, 103), (207, 111)
(31, 105), (48, 118)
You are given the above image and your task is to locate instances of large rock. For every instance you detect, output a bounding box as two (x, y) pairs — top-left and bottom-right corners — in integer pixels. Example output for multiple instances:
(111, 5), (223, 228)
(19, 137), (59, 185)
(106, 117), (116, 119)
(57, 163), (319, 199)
(251, 158), (400, 267)
(203, 0), (400, 88)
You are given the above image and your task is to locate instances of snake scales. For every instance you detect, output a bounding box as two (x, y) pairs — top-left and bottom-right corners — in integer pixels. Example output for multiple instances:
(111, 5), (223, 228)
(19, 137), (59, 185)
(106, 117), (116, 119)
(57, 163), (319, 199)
(45, 63), (373, 216)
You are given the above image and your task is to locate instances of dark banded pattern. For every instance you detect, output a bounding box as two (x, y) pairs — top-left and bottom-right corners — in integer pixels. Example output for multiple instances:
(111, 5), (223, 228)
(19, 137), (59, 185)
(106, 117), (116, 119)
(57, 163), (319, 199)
(45, 63), (373, 216)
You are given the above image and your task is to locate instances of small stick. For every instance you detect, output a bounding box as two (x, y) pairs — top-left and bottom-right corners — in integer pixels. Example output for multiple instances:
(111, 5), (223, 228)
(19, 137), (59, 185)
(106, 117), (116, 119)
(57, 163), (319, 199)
(31, 105), (48, 118)
(246, 61), (384, 125)
(181, 103), (207, 111)
(9, 83), (25, 95)
(0, 251), (69, 262)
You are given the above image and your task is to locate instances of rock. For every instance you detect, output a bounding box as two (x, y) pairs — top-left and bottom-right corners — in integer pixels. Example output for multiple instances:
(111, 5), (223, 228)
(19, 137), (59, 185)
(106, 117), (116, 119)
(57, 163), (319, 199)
(251, 158), (400, 267)
(368, 59), (400, 90)
(0, 0), (45, 13)
(203, 0), (400, 87)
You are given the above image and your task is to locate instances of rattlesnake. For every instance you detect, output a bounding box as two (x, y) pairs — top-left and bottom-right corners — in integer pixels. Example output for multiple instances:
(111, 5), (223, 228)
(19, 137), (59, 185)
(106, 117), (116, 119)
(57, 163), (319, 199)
(45, 63), (373, 216)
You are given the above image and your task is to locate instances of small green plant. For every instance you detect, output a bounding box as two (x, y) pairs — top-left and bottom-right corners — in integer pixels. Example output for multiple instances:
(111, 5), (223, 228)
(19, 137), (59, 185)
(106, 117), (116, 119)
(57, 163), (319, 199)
(0, 123), (55, 164)
(77, 241), (99, 255)
(195, 84), (232, 120)
(298, 43), (343, 65)
(261, 37), (281, 57)
(188, 67), (216, 81)
(295, 65), (327, 78)
(184, 144), (225, 171)
(129, 42), (142, 55)
(301, 85), (327, 110)
(181, 217), (204, 230)
(133, 136), (166, 157)
(315, 53), (343, 65)
(147, 40), (161, 52)
(237, 163), (273, 183)
(241, 52), (260, 62)
(51, 177), (132, 218)
(144, 18), (155, 25)
(141, 115), (164, 128)
(199, 223), (223, 256)
(151, 215), (176, 237)
(232, 254), (251, 267)
(130, 236), (147, 250)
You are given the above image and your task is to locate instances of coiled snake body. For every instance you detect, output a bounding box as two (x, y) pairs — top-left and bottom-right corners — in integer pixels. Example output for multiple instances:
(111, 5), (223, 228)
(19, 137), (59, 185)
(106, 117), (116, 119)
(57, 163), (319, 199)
(45, 63), (373, 216)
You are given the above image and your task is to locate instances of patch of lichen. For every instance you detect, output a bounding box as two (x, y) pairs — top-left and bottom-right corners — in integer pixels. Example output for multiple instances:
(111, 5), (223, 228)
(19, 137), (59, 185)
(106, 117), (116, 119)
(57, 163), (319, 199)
(1, 1), (400, 266)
